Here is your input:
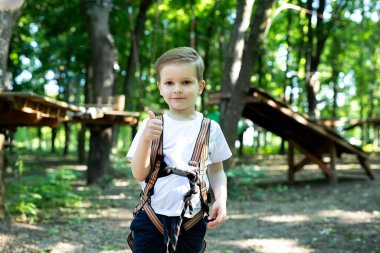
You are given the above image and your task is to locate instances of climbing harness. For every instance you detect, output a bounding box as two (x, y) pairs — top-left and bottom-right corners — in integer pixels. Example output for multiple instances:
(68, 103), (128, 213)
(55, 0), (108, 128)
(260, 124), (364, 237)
(128, 116), (211, 253)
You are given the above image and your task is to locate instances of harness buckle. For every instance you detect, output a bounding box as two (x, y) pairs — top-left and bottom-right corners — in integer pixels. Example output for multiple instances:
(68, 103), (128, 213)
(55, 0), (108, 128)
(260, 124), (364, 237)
(166, 166), (197, 180)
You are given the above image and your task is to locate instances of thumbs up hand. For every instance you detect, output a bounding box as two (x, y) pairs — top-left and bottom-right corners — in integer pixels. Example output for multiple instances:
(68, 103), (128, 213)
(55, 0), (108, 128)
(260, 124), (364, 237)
(142, 111), (163, 142)
(148, 110), (156, 120)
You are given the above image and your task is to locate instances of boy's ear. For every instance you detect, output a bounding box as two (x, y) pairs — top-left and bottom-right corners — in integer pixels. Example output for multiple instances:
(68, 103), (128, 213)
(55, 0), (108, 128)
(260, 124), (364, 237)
(198, 80), (206, 94)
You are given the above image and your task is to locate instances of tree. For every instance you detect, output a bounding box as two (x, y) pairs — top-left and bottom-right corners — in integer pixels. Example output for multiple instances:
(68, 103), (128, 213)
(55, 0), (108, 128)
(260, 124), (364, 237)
(220, 0), (276, 163)
(124, 0), (154, 111)
(0, 0), (25, 91)
(84, 0), (117, 184)
(0, 0), (25, 221)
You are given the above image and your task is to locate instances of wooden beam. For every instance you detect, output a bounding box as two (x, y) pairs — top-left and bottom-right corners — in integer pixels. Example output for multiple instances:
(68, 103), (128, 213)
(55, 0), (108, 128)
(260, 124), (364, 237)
(290, 141), (329, 173)
(328, 143), (337, 184)
(294, 157), (312, 172)
(0, 110), (42, 124)
(70, 116), (139, 126)
(358, 156), (375, 180)
(287, 140), (295, 184)
(288, 139), (333, 179)
(0, 109), (64, 127)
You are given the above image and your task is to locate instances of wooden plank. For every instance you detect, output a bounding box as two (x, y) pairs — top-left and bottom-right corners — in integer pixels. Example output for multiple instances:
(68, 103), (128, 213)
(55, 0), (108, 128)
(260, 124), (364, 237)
(0, 92), (80, 112)
(249, 88), (367, 158)
(12, 96), (67, 118)
(0, 110), (62, 127)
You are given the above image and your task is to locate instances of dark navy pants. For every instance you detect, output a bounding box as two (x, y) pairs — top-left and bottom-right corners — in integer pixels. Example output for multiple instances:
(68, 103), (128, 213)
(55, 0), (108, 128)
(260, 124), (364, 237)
(130, 210), (207, 253)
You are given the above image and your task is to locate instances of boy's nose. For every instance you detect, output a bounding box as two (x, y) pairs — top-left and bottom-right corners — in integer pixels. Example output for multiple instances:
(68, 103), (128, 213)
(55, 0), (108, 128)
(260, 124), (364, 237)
(173, 83), (183, 93)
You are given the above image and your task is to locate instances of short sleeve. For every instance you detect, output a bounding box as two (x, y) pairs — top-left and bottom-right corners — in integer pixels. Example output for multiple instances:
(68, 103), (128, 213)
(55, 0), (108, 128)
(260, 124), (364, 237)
(208, 120), (232, 164)
(126, 119), (148, 161)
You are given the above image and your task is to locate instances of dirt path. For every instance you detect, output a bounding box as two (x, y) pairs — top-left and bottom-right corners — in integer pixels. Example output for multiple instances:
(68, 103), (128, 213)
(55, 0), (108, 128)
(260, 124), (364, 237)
(1, 155), (380, 253)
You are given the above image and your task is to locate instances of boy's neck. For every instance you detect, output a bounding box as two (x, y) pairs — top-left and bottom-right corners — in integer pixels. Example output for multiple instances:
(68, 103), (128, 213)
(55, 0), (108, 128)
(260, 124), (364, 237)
(168, 110), (197, 121)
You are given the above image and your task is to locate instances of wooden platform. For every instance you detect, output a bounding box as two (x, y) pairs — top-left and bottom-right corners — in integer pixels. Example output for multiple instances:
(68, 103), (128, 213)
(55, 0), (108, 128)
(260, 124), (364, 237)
(0, 92), (80, 129)
(70, 108), (140, 126)
(210, 88), (374, 183)
(0, 92), (140, 128)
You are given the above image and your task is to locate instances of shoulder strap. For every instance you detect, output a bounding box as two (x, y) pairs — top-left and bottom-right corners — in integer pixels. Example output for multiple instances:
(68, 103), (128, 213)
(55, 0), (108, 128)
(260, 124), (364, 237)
(188, 117), (211, 208)
(134, 115), (164, 214)
(188, 118), (211, 167)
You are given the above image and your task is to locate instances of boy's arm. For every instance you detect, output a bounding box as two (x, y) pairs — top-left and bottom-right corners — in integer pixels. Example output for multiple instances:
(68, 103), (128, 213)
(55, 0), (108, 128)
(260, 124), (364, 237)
(131, 111), (162, 182)
(207, 161), (227, 228)
(131, 138), (153, 181)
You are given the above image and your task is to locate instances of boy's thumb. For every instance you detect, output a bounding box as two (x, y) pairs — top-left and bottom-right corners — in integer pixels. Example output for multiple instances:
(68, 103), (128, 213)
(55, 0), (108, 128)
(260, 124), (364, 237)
(148, 110), (156, 119)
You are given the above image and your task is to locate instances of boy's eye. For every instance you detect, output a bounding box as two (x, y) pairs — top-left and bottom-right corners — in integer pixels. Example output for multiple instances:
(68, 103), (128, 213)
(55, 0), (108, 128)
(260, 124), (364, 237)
(165, 81), (173, 85)
(183, 80), (192, 85)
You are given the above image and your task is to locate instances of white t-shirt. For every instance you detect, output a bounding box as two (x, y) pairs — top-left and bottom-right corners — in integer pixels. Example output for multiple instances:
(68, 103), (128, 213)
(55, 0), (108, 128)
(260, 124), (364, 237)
(126, 112), (232, 218)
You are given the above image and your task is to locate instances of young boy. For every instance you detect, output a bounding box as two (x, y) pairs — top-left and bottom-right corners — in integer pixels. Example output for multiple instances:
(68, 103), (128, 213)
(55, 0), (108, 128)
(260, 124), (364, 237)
(127, 47), (232, 253)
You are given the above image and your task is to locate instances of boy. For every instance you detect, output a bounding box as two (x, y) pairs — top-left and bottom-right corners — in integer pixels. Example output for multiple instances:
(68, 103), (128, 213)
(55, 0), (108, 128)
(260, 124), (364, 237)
(127, 47), (231, 253)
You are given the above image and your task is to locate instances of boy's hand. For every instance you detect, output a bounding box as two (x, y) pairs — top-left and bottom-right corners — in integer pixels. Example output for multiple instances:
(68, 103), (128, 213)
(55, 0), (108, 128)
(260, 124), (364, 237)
(142, 111), (163, 142)
(206, 198), (227, 228)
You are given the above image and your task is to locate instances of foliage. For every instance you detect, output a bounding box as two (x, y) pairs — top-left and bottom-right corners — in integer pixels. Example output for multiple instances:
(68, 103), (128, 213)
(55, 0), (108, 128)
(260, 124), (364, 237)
(6, 168), (82, 223)
(226, 165), (267, 200)
(226, 165), (267, 185)
(5, 0), (380, 152)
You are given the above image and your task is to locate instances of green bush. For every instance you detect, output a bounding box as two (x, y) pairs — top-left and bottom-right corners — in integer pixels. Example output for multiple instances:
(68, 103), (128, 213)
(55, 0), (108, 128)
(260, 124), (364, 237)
(226, 165), (267, 200)
(6, 168), (82, 223)
(226, 165), (266, 186)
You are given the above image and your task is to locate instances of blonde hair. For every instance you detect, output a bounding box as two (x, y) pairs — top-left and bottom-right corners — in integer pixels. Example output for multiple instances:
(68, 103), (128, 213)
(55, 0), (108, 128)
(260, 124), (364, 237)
(155, 47), (204, 82)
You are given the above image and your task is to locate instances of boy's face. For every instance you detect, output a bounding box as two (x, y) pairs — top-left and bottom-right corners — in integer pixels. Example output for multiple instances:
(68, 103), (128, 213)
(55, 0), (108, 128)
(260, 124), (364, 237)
(157, 62), (205, 117)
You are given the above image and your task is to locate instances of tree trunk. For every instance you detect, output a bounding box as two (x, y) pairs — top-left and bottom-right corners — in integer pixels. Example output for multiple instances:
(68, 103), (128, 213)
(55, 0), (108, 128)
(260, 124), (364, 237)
(220, 0), (275, 167)
(200, 1), (219, 112)
(0, 0), (25, 221)
(279, 10), (292, 155)
(78, 63), (92, 164)
(87, 125), (113, 184)
(305, 0), (316, 118)
(38, 127), (42, 150)
(78, 125), (86, 164)
(190, 0), (196, 48)
(0, 134), (5, 220)
(85, 0), (116, 184)
(51, 127), (57, 153)
(63, 122), (70, 155)
(220, 0), (254, 161)
(0, 0), (24, 91)
(305, 0), (328, 118)
(256, 130), (261, 154)
(124, 0), (154, 111)
(220, 0), (254, 106)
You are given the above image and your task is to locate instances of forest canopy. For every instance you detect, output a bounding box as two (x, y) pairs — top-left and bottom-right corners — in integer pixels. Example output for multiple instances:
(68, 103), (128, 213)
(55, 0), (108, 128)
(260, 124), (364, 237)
(2, 0), (379, 150)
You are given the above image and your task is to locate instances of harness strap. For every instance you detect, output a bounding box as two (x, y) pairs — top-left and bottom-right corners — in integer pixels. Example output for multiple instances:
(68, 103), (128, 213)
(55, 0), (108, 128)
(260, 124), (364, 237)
(145, 203), (164, 234)
(129, 116), (211, 252)
(182, 209), (204, 231)
(133, 116), (164, 214)
(199, 122), (210, 208)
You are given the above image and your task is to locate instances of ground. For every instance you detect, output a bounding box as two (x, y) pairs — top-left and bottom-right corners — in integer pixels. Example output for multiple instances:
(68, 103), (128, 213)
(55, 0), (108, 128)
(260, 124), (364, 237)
(0, 153), (379, 253)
